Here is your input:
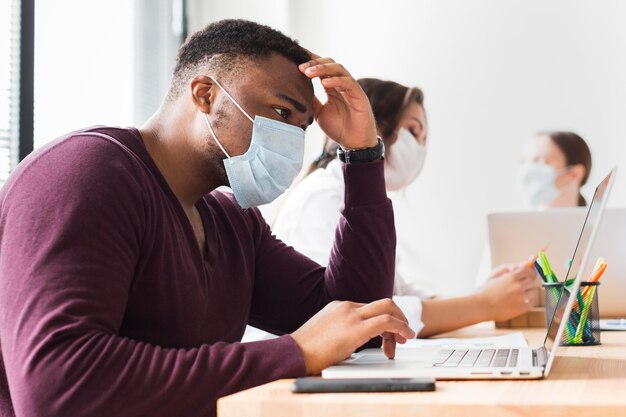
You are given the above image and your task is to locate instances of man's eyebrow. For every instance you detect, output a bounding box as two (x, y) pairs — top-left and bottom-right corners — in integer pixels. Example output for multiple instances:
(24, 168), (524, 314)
(276, 93), (308, 114)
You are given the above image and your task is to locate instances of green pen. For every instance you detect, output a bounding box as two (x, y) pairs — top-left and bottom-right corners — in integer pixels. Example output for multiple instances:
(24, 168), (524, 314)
(563, 258), (586, 315)
(575, 286), (597, 343)
(567, 279), (585, 311)
(539, 252), (558, 283)
(537, 253), (549, 279)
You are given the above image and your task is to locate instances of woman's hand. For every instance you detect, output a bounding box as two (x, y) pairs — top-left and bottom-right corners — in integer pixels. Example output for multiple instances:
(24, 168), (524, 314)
(479, 258), (537, 322)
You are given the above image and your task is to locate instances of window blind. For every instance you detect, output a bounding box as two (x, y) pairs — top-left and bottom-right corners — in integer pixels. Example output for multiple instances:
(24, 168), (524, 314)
(0, 0), (21, 186)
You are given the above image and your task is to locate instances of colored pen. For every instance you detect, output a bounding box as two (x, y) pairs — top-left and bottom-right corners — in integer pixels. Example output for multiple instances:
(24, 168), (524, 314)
(570, 308), (594, 343)
(589, 262), (607, 283)
(593, 258), (605, 272)
(575, 286), (598, 343)
(581, 262), (607, 299)
(534, 260), (547, 282)
(572, 261), (604, 309)
(538, 252), (558, 283)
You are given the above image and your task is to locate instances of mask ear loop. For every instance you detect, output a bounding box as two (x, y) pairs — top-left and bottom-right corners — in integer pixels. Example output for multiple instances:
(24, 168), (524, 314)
(211, 78), (254, 123)
(203, 112), (231, 158)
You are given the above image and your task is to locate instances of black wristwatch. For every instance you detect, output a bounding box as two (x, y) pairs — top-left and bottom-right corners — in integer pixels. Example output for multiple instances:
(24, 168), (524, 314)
(337, 137), (385, 163)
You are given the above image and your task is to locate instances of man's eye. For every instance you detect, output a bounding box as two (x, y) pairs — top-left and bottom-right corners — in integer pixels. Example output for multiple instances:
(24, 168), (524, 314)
(274, 107), (290, 119)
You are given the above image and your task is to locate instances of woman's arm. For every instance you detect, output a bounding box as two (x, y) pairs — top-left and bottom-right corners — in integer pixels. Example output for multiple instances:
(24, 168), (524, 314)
(418, 263), (536, 337)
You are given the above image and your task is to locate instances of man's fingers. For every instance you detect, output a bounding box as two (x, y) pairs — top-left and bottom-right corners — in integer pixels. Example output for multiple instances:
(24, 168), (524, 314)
(299, 57), (368, 111)
(299, 57), (335, 72)
(363, 313), (415, 340)
(302, 49), (321, 61)
(321, 76), (357, 93)
(321, 77), (370, 111)
(382, 335), (396, 359)
(303, 62), (351, 80)
(357, 299), (409, 323)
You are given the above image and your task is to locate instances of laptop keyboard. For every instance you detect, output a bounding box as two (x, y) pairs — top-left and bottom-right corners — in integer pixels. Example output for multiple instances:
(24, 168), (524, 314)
(434, 349), (519, 368)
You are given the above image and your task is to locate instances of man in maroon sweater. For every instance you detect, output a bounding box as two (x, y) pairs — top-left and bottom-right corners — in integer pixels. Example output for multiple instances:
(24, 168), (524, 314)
(0, 20), (414, 416)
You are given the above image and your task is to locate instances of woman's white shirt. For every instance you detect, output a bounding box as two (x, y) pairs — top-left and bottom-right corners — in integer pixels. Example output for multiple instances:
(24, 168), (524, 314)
(271, 159), (425, 334)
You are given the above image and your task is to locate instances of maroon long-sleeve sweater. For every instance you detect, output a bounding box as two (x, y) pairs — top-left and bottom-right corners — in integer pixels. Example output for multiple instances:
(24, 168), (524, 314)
(0, 126), (395, 417)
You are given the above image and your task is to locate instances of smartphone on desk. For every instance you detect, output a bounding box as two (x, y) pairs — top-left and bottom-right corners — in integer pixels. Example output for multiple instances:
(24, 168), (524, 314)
(291, 377), (436, 393)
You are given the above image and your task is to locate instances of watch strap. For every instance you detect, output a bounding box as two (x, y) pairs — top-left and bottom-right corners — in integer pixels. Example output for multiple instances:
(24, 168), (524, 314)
(337, 137), (385, 163)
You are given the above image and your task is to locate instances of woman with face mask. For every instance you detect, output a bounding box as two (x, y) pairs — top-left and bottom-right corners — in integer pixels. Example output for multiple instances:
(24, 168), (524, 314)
(518, 131), (592, 208)
(268, 78), (536, 338)
(475, 132), (593, 292)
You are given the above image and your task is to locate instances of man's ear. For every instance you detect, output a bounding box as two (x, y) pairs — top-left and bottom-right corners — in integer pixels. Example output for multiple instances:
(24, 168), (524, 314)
(190, 75), (217, 113)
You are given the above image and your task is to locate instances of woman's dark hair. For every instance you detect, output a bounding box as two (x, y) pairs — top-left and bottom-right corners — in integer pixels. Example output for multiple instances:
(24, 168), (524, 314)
(305, 78), (425, 175)
(544, 131), (592, 206)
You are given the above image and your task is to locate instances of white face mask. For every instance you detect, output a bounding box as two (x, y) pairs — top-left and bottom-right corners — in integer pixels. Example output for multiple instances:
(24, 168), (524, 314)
(517, 162), (567, 207)
(203, 78), (305, 209)
(384, 128), (426, 191)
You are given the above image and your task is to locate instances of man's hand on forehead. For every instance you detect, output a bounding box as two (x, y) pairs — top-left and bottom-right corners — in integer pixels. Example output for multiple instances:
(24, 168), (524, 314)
(299, 52), (377, 150)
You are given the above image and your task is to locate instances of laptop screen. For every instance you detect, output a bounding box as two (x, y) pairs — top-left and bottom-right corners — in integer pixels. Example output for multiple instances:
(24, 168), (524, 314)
(543, 168), (616, 353)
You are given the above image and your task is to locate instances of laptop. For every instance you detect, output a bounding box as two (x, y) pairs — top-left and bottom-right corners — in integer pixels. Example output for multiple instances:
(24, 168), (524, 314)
(322, 168), (617, 380)
(488, 207), (626, 318)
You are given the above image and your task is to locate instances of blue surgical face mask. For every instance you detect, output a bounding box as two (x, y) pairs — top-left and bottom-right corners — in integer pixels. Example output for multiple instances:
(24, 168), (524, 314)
(517, 161), (569, 207)
(203, 78), (305, 209)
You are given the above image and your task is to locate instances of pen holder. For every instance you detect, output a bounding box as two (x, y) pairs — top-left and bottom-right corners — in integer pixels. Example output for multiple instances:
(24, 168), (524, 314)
(543, 282), (601, 346)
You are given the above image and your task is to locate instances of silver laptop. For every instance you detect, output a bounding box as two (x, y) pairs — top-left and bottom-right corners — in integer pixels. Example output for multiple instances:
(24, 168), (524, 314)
(488, 207), (626, 318)
(322, 168), (617, 380)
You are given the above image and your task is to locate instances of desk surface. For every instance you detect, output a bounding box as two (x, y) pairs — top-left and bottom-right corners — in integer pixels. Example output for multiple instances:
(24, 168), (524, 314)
(218, 325), (626, 417)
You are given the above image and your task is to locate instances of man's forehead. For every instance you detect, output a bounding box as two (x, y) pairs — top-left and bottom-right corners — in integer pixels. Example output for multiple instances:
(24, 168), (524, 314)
(242, 54), (314, 103)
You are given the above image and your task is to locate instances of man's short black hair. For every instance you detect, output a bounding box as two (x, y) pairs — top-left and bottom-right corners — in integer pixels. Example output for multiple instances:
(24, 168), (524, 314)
(167, 19), (311, 101)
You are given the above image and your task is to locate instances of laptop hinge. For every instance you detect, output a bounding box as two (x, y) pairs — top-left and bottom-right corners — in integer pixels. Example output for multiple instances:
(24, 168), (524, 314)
(533, 347), (549, 367)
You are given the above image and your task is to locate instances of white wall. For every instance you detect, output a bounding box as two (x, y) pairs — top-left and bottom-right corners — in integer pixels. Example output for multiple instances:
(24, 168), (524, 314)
(190, 0), (626, 295)
(34, 0), (135, 148)
(188, 0), (291, 35)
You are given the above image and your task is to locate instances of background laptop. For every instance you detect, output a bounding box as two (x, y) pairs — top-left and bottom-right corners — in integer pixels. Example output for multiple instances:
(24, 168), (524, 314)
(488, 207), (626, 318)
(322, 168), (616, 380)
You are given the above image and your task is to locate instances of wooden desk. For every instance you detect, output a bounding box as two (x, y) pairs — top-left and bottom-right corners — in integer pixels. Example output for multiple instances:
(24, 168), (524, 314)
(218, 325), (626, 417)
